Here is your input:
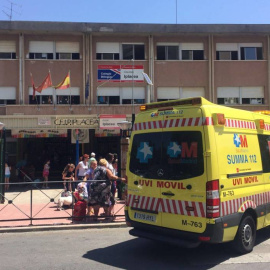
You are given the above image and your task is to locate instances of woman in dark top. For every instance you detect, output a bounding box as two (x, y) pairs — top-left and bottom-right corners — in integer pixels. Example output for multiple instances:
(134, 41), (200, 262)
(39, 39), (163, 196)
(89, 158), (125, 218)
(62, 163), (75, 192)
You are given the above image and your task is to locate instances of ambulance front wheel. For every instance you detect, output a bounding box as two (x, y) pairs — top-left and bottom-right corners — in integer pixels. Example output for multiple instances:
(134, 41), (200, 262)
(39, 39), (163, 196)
(234, 214), (256, 254)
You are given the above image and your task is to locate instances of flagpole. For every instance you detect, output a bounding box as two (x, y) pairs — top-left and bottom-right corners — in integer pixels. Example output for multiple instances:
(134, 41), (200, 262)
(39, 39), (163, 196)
(69, 71), (72, 111)
(30, 73), (40, 111)
(50, 70), (57, 111)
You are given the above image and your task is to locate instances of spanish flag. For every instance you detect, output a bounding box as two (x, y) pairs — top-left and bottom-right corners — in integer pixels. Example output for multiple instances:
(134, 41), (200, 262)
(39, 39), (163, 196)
(55, 72), (70, 90)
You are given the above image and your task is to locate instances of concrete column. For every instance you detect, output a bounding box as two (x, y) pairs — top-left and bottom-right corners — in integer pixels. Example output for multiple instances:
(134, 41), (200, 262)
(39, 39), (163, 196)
(120, 137), (129, 178)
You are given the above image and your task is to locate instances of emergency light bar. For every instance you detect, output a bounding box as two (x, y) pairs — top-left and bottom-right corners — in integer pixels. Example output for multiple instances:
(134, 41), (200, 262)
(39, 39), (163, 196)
(140, 97), (202, 111)
(254, 110), (270, 115)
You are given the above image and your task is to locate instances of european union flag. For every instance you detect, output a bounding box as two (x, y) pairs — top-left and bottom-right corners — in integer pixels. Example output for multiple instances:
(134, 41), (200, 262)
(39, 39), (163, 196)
(85, 73), (89, 99)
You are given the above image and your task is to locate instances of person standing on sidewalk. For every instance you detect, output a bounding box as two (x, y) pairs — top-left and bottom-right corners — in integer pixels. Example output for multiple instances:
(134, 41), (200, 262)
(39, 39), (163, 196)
(83, 159), (98, 216)
(62, 163), (75, 192)
(75, 154), (89, 190)
(5, 163), (11, 191)
(42, 160), (50, 189)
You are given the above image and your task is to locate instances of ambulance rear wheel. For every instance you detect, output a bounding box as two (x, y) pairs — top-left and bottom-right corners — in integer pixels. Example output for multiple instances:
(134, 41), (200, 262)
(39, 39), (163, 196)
(234, 215), (256, 254)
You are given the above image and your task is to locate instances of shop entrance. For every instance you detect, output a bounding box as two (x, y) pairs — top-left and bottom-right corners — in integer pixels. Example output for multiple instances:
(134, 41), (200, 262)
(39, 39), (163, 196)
(94, 136), (120, 160)
(16, 132), (79, 181)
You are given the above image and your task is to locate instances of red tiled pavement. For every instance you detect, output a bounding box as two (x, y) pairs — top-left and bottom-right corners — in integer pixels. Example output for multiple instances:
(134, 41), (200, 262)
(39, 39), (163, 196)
(0, 189), (126, 228)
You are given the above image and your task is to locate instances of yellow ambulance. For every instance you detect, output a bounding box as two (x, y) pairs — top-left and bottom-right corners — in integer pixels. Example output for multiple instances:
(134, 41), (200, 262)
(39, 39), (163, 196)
(125, 97), (270, 254)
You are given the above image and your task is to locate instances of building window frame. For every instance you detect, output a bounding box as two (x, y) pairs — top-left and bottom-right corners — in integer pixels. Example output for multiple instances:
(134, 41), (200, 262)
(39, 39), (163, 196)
(217, 86), (264, 105)
(122, 44), (145, 60)
(0, 52), (16, 59)
(216, 43), (263, 61)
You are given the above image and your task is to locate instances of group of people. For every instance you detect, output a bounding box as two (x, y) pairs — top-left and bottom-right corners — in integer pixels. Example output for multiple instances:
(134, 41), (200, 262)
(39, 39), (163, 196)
(61, 152), (126, 218)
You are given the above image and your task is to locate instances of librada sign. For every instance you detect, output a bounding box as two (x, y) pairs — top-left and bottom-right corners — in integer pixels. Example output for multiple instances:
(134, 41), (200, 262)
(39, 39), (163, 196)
(54, 117), (99, 128)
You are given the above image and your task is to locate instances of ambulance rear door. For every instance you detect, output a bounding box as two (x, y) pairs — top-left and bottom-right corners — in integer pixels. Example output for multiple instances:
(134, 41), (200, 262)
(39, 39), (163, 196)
(127, 109), (165, 227)
(158, 107), (207, 233)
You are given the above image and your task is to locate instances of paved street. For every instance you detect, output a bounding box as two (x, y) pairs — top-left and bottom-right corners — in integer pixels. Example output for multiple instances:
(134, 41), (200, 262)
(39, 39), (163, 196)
(1, 227), (270, 269)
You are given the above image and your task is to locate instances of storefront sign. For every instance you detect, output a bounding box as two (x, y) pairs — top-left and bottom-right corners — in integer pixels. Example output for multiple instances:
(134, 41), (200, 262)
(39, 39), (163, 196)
(11, 129), (67, 138)
(71, 129), (89, 144)
(98, 65), (144, 82)
(38, 117), (51, 126)
(54, 117), (99, 128)
(99, 114), (126, 129)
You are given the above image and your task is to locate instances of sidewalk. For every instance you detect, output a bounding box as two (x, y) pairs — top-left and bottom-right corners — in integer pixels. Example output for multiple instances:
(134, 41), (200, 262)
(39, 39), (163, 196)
(0, 187), (127, 232)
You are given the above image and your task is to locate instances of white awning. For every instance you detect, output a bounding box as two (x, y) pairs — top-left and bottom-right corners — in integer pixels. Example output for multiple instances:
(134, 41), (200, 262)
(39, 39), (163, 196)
(241, 87), (264, 98)
(157, 87), (180, 99)
(56, 42), (79, 53)
(217, 87), (239, 98)
(182, 87), (205, 98)
(96, 42), (120, 53)
(29, 41), (54, 53)
(181, 43), (203, 50)
(122, 87), (145, 99)
(216, 43), (238, 51)
(0, 41), (16, 53)
(0, 87), (16, 99)
(98, 87), (120, 96)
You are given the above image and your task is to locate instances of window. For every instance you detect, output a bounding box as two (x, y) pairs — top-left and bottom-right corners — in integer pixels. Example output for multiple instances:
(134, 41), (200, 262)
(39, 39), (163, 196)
(130, 131), (204, 180)
(0, 87), (16, 105)
(258, 134), (270, 173)
(96, 53), (119, 60)
(157, 46), (179, 60)
(29, 53), (53, 59)
(156, 43), (204, 61)
(181, 43), (204, 60)
(216, 43), (238, 60)
(96, 42), (120, 60)
(217, 87), (264, 105)
(57, 95), (80, 104)
(97, 87), (145, 104)
(182, 50), (204, 60)
(29, 41), (80, 60)
(0, 41), (16, 59)
(56, 42), (80, 60)
(216, 43), (263, 61)
(122, 87), (145, 104)
(157, 87), (205, 101)
(29, 87), (80, 104)
(56, 53), (80, 60)
(97, 87), (120, 104)
(240, 47), (263, 60)
(122, 44), (145, 60)
(0, 52), (16, 59)
(98, 96), (120, 104)
(216, 51), (238, 60)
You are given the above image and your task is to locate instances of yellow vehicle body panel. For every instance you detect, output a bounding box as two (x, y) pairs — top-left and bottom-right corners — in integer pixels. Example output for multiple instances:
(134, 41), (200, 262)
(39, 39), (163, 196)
(126, 97), (270, 245)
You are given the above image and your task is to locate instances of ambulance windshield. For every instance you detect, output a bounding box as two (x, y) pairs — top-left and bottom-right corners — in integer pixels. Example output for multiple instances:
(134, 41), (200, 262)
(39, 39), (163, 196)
(129, 131), (204, 180)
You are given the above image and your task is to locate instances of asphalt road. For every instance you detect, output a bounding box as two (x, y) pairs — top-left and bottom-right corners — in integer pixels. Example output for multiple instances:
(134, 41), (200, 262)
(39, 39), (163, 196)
(1, 227), (270, 270)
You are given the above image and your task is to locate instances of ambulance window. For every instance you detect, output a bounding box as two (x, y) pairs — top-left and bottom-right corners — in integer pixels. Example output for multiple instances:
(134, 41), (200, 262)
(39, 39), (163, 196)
(130, 131), (204, 180)
(258, 134), (270, 173)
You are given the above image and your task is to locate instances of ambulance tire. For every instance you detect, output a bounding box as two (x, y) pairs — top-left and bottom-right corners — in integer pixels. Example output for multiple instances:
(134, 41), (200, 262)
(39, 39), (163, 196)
(234, 215), (256, 254)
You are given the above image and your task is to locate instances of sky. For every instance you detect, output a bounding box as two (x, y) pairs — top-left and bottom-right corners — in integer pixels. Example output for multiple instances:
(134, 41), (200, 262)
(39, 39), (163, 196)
(0, 0), (270, 24)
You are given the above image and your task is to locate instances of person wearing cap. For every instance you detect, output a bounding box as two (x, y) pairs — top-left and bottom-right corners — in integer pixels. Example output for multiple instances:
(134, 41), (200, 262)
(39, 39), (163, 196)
(88, 152), (96, 167)
(88, 158), (125, 219)
(75, 154), (89, 190)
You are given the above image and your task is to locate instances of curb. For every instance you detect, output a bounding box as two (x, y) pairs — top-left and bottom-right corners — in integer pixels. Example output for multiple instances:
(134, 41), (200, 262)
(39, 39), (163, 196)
(0, 222), (127, 233)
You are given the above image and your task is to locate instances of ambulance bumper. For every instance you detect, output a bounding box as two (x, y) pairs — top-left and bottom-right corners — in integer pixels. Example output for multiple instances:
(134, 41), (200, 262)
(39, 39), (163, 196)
(125, 210), (228, 247)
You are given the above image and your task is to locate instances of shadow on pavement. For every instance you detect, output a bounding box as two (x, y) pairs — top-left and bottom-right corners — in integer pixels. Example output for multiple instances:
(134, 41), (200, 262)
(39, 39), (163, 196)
(83, 238), (237, 270)
(83, 227), (270, 269)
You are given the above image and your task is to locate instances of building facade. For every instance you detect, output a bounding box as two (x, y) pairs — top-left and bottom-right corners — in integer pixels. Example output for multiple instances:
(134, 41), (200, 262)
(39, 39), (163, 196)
(0, 21), (269, 175)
